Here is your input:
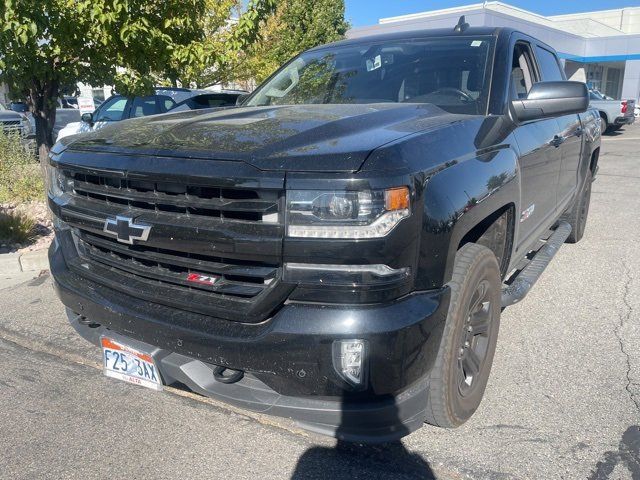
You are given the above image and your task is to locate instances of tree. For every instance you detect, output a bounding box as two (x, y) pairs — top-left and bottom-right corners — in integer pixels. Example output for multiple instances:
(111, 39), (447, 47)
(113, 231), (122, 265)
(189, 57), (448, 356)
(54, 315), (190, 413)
(237, 0), (350, 85)
(0, 0), (276, 162)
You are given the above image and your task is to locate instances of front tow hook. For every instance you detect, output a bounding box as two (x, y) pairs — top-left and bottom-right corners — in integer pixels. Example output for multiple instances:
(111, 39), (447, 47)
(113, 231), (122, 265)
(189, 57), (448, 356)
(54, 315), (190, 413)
(213, 366), (244, 384)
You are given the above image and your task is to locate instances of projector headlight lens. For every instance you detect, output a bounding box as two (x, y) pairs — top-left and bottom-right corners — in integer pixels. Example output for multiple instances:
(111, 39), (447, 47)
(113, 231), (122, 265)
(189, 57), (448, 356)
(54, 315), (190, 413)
(286, 186), (410, 239)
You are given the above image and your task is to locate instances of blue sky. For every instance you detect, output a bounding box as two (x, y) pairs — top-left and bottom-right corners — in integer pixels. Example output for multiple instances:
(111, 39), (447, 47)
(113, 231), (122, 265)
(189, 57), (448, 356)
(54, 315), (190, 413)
(345, 0), (640, 27)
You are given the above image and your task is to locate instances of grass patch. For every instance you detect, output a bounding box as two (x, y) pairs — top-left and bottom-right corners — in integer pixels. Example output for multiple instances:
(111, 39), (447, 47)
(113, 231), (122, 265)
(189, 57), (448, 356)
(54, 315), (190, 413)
(0, 210), (37, 244)
(0, 131), (44, 203)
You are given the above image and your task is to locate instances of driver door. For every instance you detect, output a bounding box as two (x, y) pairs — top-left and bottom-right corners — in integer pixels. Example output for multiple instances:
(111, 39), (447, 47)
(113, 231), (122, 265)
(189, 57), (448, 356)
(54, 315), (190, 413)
(510, 41), (563, 249)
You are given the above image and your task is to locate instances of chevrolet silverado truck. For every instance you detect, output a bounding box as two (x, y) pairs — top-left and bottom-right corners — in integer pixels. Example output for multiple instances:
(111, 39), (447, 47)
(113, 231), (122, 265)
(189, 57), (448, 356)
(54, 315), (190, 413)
(47, 23), (600, 443)
(588, 89), (635, 133)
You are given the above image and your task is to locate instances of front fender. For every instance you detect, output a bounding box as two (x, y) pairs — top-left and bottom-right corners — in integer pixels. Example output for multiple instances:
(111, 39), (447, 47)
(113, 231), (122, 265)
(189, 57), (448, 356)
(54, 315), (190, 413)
(415, 145), (520, 289)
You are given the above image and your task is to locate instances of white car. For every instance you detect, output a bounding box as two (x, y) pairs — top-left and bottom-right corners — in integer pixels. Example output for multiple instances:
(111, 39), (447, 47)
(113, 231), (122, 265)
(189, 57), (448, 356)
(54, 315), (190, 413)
(56, 88), (215, 141)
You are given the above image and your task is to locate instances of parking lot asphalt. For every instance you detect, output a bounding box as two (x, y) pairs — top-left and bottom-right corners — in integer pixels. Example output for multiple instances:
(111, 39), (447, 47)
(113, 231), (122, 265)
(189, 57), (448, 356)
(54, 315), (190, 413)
(1, 125), (639, 480)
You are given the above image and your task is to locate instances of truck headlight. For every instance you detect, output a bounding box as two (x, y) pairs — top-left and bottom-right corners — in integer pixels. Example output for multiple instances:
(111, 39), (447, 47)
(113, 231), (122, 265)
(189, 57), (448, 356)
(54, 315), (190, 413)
(286, 186), (410, 239)
(46, 163), (71, 197)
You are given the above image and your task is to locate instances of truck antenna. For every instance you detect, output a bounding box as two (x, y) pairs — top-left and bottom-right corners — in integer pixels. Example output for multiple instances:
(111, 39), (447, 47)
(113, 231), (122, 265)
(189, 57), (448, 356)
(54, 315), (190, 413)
(454, 15), (470, 32)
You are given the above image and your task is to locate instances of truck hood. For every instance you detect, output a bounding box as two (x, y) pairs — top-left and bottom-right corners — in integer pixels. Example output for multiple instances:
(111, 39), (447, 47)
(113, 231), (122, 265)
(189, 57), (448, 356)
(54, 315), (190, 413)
(63, 104), (467, 172)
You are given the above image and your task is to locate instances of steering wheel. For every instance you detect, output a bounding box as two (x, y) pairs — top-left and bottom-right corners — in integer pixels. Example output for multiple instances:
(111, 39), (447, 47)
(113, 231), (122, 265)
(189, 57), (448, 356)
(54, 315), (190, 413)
(431, 87), (475, 102)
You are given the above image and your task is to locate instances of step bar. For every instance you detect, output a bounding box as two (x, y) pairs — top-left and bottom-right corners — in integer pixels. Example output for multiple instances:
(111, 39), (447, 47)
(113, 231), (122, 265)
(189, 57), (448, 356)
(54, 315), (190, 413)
(501, 221), (572, 307)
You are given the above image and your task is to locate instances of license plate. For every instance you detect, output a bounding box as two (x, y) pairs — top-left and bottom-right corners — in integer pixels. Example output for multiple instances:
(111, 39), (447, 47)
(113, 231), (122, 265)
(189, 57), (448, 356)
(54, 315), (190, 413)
(101, 337), (162, 391)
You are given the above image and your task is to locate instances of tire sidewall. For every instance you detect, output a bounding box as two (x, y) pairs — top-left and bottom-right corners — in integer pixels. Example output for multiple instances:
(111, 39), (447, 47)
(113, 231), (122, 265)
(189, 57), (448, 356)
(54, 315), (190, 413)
(441, 245), (501, 425)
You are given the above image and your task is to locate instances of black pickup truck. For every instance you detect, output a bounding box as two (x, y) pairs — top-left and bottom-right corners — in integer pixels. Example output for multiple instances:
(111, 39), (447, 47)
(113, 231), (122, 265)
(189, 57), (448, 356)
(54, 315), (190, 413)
(47, 23), (600, 442)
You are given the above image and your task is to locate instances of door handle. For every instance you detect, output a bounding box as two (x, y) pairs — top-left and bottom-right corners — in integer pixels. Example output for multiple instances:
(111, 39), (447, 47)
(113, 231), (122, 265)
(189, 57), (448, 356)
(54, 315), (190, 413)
(550, 135), (565, 148)
(574, 127), (584, 137)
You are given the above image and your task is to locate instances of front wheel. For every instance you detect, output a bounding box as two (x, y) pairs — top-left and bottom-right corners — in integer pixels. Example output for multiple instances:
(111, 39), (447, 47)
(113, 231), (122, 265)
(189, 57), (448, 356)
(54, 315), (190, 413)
(425, 243), (501, 428)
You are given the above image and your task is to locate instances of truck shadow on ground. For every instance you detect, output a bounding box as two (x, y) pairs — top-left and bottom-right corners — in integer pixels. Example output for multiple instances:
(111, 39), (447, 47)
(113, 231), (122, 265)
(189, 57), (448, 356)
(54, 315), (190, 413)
(290, 440), (436, 479)
(290, 395), (436, 479)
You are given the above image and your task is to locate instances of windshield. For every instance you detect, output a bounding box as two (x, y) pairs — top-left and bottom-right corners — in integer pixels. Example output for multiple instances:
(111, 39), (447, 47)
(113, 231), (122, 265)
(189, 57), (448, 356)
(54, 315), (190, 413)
(246, 36), (494, 115)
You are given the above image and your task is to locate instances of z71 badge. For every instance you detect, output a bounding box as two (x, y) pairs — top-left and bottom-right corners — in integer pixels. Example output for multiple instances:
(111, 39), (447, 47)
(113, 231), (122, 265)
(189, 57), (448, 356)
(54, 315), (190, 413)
(520, 204), (535, 222)
(186, 273), (220, 286)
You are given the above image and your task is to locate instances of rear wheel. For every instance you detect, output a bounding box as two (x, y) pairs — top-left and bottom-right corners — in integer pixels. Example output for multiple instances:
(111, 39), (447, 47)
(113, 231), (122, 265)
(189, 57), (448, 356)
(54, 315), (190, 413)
(425, 243), (501, 428)
(561, 170), (592, 243)
(600, 113), (609, 134)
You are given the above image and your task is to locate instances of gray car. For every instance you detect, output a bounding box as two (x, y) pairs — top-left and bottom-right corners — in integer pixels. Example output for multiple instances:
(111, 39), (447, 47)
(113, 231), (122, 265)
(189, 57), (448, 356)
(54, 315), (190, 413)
(0, 102), (36, 153)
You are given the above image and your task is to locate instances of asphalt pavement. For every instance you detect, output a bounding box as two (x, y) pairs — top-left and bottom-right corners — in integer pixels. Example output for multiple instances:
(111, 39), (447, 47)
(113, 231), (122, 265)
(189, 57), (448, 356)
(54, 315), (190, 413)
(1, 125), (639, 479)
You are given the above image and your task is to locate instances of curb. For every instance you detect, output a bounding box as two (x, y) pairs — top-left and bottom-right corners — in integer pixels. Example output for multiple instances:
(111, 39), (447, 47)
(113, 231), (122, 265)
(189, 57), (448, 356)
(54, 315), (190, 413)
(0, 248), (49, 274)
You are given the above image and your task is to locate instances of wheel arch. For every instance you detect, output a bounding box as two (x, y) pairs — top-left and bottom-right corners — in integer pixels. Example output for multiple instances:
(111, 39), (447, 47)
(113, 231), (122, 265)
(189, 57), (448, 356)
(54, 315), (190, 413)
(457, 204), (515, 279)
(415, 145), (520, 290)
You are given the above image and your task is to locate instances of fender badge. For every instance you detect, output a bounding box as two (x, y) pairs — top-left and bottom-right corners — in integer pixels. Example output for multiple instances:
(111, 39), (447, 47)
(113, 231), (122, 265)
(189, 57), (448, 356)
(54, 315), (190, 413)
(520, 204), (535, 223)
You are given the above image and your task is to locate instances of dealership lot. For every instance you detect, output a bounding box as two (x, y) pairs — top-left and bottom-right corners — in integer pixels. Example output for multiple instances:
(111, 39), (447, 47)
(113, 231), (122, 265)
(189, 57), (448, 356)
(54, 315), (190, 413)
(0, 126), (639, 480)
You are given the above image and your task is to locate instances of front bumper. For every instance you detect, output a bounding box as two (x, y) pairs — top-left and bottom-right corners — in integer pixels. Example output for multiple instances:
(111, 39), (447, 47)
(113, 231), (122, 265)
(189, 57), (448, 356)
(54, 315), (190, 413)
(50, 234), (449, 442)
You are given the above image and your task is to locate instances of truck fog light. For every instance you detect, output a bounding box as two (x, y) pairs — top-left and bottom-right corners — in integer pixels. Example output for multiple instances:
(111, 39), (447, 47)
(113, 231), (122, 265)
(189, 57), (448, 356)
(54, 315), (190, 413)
(333, 339), (367, 387)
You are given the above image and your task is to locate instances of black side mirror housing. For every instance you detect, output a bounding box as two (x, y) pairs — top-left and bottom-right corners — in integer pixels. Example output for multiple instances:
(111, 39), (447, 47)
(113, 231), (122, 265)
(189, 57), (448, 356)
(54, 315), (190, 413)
(511, 81), (588, 123)
(81, 112), (93, 124)
(236, 93), (249, 106)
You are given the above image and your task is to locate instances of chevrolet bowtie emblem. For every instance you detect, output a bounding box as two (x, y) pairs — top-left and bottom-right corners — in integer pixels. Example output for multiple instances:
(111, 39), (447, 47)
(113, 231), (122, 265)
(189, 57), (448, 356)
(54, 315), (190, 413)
(103, 216), (151, 244)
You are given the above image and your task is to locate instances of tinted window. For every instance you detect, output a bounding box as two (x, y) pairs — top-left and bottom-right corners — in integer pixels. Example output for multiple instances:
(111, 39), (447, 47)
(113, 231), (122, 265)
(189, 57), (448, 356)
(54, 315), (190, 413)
(535, 46), (564, 82)
(130, 96), (158, 118)
(94, 96), (129, 122)
(9, 102), (28, 112)
(246, 37), (494, 115)
(158, 95), (177, 113)
(191, 94), (240, 108)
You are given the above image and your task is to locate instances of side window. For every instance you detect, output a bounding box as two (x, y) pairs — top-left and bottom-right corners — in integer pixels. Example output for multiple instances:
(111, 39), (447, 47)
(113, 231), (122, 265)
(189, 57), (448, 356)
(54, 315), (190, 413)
(194, 94), (239, 107)
(94, 97), (129, 122)
(157, 95), (177, 113)
(130, 96), (159, 118)
(535, 46), (564, 82)
(511, 43), (536, 100)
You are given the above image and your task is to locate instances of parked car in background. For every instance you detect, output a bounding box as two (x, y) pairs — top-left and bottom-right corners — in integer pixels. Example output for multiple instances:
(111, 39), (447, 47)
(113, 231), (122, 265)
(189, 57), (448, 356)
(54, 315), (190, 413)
(168, 90), (248, 112)
(0, 102), (35, 153)
(589, 89), (635, 133)
(635, 102), (639, 118)
(56, 88), (213, 141)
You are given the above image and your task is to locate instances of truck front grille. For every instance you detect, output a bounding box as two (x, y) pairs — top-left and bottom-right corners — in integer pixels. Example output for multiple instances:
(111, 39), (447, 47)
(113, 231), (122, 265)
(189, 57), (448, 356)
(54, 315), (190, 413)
(76, 231), (277, 298)
(67, 171), (280, 222)
(1, 120), (23, 134)
(56, 166), (290, 322)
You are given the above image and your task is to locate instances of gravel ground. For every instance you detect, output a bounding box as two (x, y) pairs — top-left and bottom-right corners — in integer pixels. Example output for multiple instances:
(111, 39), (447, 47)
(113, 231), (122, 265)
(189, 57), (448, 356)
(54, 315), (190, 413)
(0, 126), (638, 480)
(0, 201), (53, 253)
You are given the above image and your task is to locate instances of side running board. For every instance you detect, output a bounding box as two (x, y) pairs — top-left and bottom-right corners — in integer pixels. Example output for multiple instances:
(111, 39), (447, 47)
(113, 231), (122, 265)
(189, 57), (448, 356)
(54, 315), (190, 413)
(501, 221), (572, 307)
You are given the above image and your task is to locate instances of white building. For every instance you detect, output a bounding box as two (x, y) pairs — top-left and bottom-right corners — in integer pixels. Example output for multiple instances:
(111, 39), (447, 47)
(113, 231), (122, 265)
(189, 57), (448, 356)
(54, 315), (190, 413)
(348, 2), (640, 101)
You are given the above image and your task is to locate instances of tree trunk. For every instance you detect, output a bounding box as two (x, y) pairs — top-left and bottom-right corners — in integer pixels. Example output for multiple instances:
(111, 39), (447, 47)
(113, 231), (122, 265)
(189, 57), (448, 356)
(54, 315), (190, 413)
(29, 78), (59, 167)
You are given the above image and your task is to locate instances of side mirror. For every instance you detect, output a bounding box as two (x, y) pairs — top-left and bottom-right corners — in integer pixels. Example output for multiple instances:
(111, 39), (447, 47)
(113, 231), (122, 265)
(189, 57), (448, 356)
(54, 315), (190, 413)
(511, 81), (588, 123)
(236, 93), (249, 106)
(81, 112), (93, 124)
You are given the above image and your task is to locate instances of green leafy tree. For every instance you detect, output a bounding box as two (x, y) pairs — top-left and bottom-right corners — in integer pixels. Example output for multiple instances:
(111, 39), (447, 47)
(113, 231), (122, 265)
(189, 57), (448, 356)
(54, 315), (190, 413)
(0, 0), (275, 162)
(237, 0), (350, 85)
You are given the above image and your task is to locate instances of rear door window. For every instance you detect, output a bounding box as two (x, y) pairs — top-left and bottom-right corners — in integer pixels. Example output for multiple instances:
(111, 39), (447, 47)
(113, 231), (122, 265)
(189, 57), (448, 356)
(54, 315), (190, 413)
(535, 46), (564, 82)
(130, 96), (159, 118)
